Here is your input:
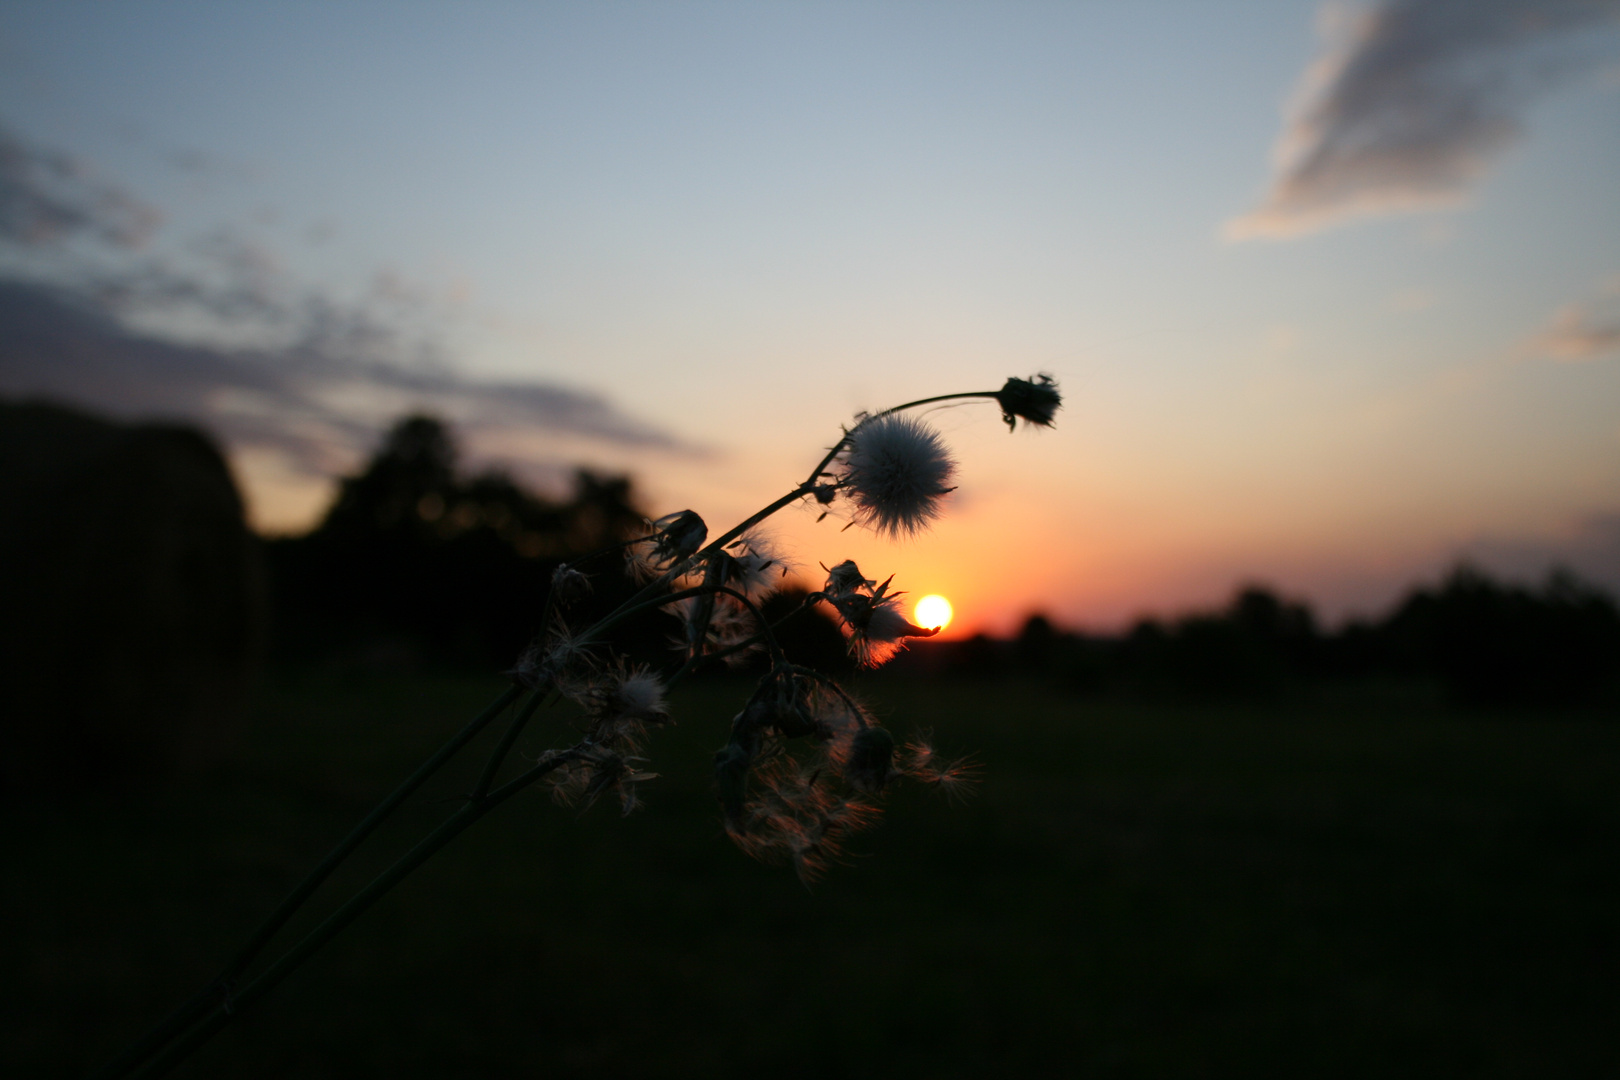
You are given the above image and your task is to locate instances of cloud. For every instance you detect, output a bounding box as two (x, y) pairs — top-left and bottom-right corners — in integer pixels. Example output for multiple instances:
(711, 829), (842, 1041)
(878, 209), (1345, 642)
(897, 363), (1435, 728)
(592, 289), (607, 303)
(0, 122), (702, 529)
(1229, 0), (1620, 239)
(1527, 276), (1620, 360)
(0, 124), (161, 248)
(0, 278), (699, 490)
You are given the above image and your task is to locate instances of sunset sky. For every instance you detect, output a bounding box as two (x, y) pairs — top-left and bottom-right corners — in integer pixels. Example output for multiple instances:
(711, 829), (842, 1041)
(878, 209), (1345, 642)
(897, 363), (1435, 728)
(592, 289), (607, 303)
(3, 1), (1618, 634)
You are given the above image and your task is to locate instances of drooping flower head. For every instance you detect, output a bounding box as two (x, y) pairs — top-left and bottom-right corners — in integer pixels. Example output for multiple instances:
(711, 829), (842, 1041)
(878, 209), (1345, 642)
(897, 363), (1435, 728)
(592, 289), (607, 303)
(822, 559), (876, 598)
(995, 373), (1062, 431)
(835, 413), (956, 538)
(649, 509), (708, 564)
(712, 532), (790, 600)
(820, 561), (938, 668)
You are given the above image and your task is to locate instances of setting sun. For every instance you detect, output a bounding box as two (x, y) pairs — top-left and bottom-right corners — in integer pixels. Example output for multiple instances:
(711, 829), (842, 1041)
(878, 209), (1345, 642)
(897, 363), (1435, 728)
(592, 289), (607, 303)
(914, 594), (953, 631)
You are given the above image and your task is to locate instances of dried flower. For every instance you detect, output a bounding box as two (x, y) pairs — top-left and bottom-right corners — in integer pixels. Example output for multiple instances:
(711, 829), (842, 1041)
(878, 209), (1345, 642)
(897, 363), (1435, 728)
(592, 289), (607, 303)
(612, 670), (668, 724)
(901, 737), (979, 801)
(714, 532), (790, 599)
(995, 373), (1062, 431)
(549, 564), (592, 601)
(821, 565), (937, 667)
(582, 749), (659, 816)
(836, 413), (956, 538)
(822, 559), (876, 598)
(646, 509), (708, 566)
(726, 754), (881, 883)
(672, 590), (762, 666)
(510, 631), (591, 692)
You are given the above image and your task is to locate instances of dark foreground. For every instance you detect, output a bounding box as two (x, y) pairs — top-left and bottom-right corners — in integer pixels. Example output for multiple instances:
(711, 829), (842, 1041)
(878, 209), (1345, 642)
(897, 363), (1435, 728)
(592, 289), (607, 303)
(7, 673), (1616, 1078)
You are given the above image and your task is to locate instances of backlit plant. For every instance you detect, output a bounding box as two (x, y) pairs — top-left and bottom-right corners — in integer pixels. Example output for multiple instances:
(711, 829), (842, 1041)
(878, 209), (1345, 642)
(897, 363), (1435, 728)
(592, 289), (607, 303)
(99, 374), (1061, 1080)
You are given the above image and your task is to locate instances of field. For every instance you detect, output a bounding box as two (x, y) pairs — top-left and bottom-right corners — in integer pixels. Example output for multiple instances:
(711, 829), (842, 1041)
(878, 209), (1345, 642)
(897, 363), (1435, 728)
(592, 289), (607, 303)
(6, 672), (1617, 1078)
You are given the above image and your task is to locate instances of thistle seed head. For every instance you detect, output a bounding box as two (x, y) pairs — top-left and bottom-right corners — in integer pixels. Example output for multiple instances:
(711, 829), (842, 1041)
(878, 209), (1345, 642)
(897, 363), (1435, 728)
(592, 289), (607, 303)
(836, 413), (956, 538)
(613, 669), (669, 725)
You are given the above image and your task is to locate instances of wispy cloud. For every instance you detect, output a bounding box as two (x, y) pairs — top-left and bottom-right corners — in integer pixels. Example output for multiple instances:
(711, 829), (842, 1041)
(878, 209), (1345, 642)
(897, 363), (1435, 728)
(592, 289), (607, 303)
(0, 123), (700, 526)
(1527, 276), (1620, 360)
(1229, 0), (1620, 240)
(0, 279), (695, 478)
(0, 124), (161, 248)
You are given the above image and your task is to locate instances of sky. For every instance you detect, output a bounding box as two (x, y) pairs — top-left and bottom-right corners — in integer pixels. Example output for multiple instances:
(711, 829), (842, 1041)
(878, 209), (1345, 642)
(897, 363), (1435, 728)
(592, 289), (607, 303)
(2, 0), (1618, 635)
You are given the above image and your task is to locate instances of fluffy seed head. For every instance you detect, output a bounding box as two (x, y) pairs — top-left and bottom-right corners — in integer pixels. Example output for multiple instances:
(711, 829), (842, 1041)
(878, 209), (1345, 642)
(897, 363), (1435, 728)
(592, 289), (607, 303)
(837, 413), (956, 538)
(613, 670), (669, 725)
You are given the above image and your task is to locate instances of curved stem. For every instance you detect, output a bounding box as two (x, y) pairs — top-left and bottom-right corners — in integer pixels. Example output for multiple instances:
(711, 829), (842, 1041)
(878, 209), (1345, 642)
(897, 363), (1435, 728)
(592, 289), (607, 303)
(792, 664), (873, 728)
(217, 682), (522, 982)
(799, 390), (1002, 486)
(126, 749), (582, 1080)
(663, 592), (822, 688)
(96, 683), (524, 1080)
(591, 391), (999, 647)
(104, 383), (1009, 1079)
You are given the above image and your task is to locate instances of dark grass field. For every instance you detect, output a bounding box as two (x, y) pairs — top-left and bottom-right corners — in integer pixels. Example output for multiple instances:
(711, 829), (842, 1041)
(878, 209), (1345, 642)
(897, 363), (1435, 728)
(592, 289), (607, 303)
(6, 671), (1617, 1078)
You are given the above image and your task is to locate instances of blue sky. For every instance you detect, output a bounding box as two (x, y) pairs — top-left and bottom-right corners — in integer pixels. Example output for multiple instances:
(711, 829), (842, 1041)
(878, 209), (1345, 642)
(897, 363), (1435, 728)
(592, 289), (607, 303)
(3, 1), (1618, 632)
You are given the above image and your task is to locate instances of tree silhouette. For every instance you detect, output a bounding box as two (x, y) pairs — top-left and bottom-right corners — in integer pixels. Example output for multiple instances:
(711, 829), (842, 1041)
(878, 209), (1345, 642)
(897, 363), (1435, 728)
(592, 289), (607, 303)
(266, 414), (646, 668)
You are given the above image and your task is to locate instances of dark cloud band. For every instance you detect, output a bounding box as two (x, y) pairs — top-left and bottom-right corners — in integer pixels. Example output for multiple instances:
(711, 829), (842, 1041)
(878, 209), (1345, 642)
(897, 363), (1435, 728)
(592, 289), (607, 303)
(0, 279), (696, 489)
(1231, 0), (1620, 238)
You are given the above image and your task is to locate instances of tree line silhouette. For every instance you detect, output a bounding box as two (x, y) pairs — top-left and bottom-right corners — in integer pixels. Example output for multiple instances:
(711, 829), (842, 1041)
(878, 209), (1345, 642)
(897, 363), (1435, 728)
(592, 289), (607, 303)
(895, 572), (1620, 709)
(266, 413), (1619, 710)
(263, 414), (848, 674)
(12, 401), (1607, 800)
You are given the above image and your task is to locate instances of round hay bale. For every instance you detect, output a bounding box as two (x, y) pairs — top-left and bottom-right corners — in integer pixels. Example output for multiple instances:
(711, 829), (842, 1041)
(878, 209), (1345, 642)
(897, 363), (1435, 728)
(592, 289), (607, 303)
(0, 400), (265, 795)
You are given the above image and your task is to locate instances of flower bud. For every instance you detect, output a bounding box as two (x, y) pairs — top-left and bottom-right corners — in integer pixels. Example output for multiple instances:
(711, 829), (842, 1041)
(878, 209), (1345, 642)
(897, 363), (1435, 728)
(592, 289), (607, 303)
(995, 374), (1062, 431)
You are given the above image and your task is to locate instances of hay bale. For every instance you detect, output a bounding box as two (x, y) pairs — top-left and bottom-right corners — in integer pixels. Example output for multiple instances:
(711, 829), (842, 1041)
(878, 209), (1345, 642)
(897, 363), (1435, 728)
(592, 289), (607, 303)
(0, 400), (265, 795)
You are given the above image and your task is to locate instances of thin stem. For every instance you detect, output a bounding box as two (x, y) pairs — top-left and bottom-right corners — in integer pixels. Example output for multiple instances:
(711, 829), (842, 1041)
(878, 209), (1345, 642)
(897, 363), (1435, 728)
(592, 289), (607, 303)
(107, 384), (1007, 1078)
(595, 390), (1000, 644)
(215, 683), (522, 983)
(662, 592), (822, 689)
(468, 688), (551, 801)
(792, 664), (873, 728)
(588, 485), (813, 643)
(97, 683), (524, 1080)
(126, 750), (582, 1080)
(573, 582), (724, 644)
(799, 390), (1002, 486)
